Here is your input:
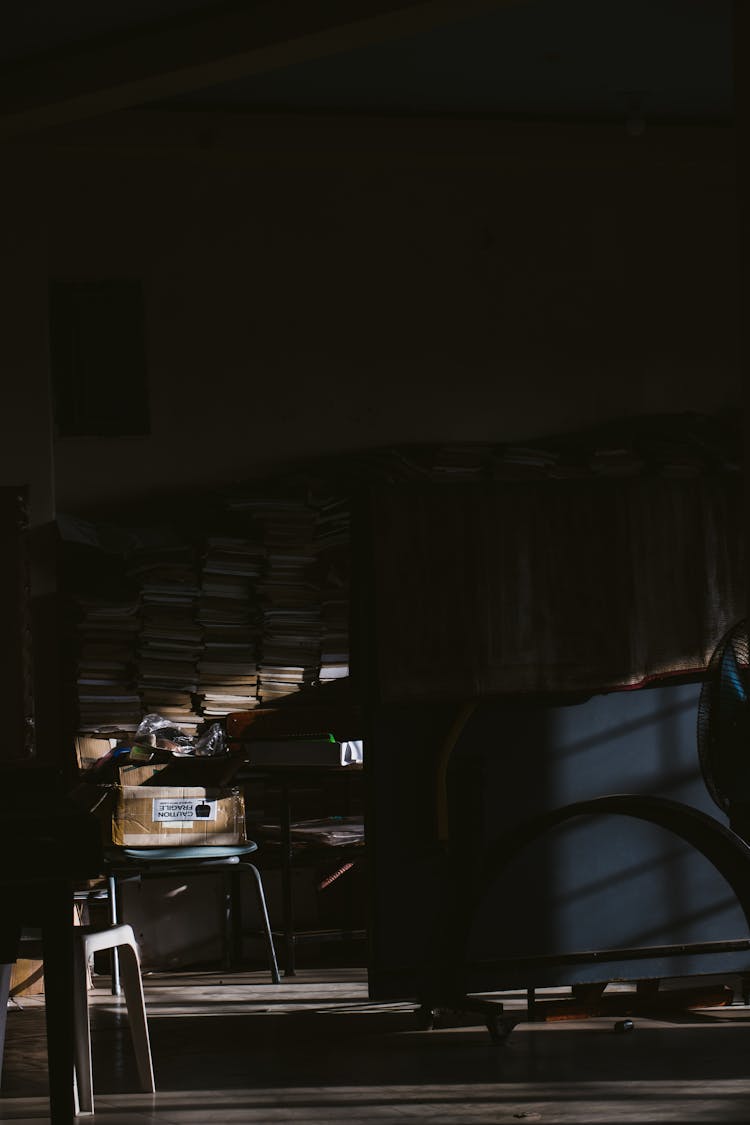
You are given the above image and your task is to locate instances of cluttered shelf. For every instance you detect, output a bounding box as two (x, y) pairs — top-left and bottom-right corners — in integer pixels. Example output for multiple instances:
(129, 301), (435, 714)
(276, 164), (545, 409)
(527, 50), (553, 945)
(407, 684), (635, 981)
(72, 686), (367, 977)
(245, 809), (367, 970)
(236, 749), (366, 976)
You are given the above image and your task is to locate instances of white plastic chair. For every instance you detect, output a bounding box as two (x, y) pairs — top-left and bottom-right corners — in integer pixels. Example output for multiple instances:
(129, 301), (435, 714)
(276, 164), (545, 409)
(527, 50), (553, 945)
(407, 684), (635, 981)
(1, 922), (155, 1116)
(73, 923), (155, 1115)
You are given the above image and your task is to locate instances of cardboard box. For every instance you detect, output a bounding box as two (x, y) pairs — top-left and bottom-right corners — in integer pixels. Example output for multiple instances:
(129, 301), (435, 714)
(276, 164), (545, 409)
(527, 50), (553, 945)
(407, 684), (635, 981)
(10, 957), (44, 997)
(116, 760), (170, 787)
(75, 735), (116, 772)
(111, 785), (246, 847)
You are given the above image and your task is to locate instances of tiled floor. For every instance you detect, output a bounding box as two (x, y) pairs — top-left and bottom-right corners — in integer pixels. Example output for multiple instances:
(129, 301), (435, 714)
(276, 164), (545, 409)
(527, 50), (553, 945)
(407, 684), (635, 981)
(3, 969), (750, 1122)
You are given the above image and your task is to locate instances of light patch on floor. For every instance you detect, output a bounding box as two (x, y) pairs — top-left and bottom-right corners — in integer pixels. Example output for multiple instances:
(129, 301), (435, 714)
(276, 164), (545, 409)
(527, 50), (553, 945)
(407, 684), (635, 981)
(3, 969), (750, 1122)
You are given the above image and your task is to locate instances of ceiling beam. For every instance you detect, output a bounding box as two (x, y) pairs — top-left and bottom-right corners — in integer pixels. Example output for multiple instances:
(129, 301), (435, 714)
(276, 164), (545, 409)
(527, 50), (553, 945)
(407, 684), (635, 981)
(0, 0), (516, 140)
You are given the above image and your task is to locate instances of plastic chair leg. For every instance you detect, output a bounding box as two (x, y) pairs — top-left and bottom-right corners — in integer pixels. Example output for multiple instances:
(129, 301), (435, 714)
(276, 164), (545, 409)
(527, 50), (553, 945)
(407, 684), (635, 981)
(106, 874), (121, 996)
(239, 863), (281, 985)
(117, 941), (155, 1094)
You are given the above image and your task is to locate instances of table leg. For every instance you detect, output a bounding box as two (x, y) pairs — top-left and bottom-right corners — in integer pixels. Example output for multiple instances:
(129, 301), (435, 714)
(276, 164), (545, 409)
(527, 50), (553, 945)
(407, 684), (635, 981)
(280, 781), (295, 976)
(0, 962), (12, 1079)
(41, 879), (75, 1124)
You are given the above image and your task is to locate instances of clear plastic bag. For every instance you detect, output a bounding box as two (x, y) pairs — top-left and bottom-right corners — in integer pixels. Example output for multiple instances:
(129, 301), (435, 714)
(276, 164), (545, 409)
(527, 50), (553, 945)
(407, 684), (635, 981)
(192, 722), (228, 757)
(132, 713), (228, 757)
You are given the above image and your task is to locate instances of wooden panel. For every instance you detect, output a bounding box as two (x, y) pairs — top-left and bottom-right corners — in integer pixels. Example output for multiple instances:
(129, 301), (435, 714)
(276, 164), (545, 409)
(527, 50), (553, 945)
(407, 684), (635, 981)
(365, 477), (745, 702)
(0, 488), (34, 760)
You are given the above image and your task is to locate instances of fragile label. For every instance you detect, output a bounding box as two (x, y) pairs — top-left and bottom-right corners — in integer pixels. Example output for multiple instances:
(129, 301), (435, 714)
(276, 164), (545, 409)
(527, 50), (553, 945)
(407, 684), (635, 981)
(152, 798), (218, 823)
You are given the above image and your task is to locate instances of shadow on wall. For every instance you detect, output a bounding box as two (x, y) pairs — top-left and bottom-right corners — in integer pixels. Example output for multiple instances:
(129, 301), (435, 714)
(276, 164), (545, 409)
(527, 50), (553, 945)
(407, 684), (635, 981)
(453, 683), (750, 984)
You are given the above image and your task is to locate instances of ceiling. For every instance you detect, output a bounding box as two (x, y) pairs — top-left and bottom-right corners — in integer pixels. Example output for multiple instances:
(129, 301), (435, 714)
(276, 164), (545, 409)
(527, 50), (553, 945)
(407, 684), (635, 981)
(0, 0), (230, 62)
(161, 0), (733, 123)
(0, 0), (733, 137)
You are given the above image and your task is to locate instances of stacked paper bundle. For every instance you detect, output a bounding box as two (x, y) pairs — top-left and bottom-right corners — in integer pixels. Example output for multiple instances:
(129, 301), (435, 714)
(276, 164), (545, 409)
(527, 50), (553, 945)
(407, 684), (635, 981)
(227, 496), (321, 703)
(75, 595), (142, 734)
(129, 541), (203, 734)
(319, 596), (349, 683)
(491, 444), (560, 480)
(196, 537), (264, 717)
(258, 604), (321, 701)
(429, 443), (488, 480)
(315, 494), (350, 684)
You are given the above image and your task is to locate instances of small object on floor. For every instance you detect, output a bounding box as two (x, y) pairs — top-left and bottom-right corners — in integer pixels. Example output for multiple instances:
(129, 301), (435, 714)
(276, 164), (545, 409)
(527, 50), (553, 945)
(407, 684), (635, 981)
(614, 1019), (634, 1033)
(486, 1014), (518, 1042)
(415, 1005), (436, 1030)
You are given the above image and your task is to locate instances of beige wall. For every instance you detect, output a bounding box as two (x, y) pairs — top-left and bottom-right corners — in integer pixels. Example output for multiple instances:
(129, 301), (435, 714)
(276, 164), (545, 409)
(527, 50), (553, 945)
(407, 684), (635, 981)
(34, 111), (740, 513)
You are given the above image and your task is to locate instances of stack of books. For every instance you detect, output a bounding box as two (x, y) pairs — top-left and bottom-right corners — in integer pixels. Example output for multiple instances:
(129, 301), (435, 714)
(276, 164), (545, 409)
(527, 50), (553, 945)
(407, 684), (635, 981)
(196, 537), (264, 718)
(429, 443), (488, 480)
(130, 541), (203, 734)
(228, 496), (321, 703)
(491, 444), (560, 480)
(258, 607), (321, 701)
(315, 494), (350, 684)
(313, 492), (351, 552)
(589, 446), (646, 477)
(75, 595), (142, 734)
(319, 600), (349, 683)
